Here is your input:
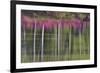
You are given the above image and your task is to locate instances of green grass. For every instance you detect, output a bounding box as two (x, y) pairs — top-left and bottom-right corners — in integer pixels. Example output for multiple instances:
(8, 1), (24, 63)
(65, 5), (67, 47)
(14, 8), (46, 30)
(21, 26), (90, 63)
(21, 53), (90, 63)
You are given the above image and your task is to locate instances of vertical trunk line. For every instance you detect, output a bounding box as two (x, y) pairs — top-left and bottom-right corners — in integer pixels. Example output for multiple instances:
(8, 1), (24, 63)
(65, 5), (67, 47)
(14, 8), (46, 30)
(23, 25), (27, 58)
(33, 21), (36, 62)
(79, 25), (82, 59)
(69, 24), (71, 60)
(41, 25), (44, 61)
(58, 23), (60, 60)
(55, 26), (57, 61)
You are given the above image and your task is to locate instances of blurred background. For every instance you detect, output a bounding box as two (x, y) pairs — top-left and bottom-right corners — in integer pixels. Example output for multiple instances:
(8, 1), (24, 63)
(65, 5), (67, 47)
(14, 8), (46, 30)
(21, 10), (90, 63)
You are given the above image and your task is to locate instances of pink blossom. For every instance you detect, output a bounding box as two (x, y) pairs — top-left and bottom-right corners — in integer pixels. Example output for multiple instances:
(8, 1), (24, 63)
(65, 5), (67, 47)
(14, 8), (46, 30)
(21, 15), (88, 30)
(21, 15), (35, 29)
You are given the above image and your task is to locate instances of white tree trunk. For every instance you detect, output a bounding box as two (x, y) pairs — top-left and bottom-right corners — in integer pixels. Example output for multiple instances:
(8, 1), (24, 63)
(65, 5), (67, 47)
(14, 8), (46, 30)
(55, 27), (57, 61)
(58, 23), (61, 60)
(23, 25), (26, 58)
(69, 24), (71, 60)
(41, 25), (44, 61)
(79, 30), (82, 59)
(33, 22), (36, 62)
